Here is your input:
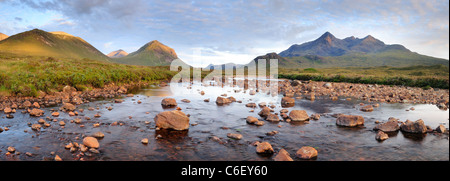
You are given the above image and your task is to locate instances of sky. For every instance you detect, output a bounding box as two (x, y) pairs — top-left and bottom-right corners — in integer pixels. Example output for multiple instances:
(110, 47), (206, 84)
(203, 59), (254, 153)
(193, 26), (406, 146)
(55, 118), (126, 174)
(0, 0), (449, 67)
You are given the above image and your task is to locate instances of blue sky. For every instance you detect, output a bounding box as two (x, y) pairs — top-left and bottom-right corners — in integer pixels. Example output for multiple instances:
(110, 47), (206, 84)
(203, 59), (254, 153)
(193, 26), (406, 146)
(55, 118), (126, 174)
(0, 0), (449, 66)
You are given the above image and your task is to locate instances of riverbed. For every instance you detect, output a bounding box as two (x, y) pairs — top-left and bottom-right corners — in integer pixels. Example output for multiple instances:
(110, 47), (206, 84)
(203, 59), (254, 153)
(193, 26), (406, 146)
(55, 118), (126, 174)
(0, 80), (448, 161)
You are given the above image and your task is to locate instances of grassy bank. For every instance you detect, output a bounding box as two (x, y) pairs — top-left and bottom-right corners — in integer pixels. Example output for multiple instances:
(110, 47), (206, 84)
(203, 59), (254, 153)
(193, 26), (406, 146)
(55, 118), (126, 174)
(279, 65), (449, 89)
(0, 53), (176, 97)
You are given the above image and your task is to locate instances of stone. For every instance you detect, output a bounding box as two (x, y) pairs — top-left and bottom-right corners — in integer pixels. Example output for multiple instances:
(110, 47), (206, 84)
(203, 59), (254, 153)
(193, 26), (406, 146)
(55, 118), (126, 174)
(373, 119), (400, 132)
(181, 99), (191, 103)
(141, 138), (149, 144)
(296, 146), (318, 160)
(161, 98), (177, 107)
(360, 105), (374, 112)
(29, 109), (45, 117)
(51, 112), (60, 117)
(375, 131), (389, 141)
(281, 97), (295, 107)
(400, 119), (427, 134)
(115, 99), (124, 103)
(154, 110), (190, 131)
(32, 102), (40, 108)
(289, 110), (310, 121)
(336, 115), (364, 127)
(3, 107), (12, 114)
(59, 121), (65, 126)
(92, 132), (105, 138)
(246, 116), (259, 124)
(31, 124), (42, 131)
(83, 137), (100, 148)
(245, 103), (257, 108)
(323, 83), (332, 89)
(265, 114), (280, 122)
(258, 107), (272, 118)
(249, 90), (256, 95)
(7, 146), (15, 153)
(310, 113), (320, 120)
(256, 142), (274, 154)
(216, 97), (231, 105)
(61, 103), (76, 112)
(273, 149), (293, 161)
(54, 155), (62, 161)
(436, 125), (446, 133)
(227, 133), (243, 140)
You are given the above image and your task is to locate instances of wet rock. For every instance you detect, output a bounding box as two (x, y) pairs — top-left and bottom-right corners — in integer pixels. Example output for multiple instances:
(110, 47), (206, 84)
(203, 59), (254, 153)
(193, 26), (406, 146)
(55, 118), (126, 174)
(273, 149), (293, 161)
(216, 96), (231, 105)
(245, 103), (257, 108)
(310, 113), (320, 120)
(436, 125), (446, 133)
(266, 131), (279, 136)
(51, 112), (60, 117)
(6, 114), (13, 118)
(32, 102), (40, 108)
(54, 155), (62, 161)
(323, 83), (332, 89)
(203, 98), (210, 102)
(258, 107), (272, 118)
(92, 132), (105, 138)
(246, 116), (259, 124)
(373, 118), (400, 132)
(115, 99), (124, 103)
(154, 110), (190, 131)
(360, 105), (374, 112)
(3, 107), (12, 114)
(296, 146), (318, 160)
(289, 110), (310, 122)
(181, 99), (191, 103)
(29, 109), (45, 117)
(7, 146), (15, 153)
(281, 97), (295, 107)
(83, 137), (100, 148)
(280, 109), (289, 113)
(141, 138), (149, 144)
(61, 103), (76, 112)
(161, 98), (177, 107)
(336, 115), (364, 127)
(227, 133), (243, 140)
(256, 142), (274, 154)
(400, 119), (427, 134)
(59, 121), (65, 126)
(258, 102), (267, 107)
(375, 131), (389, 141)
(31, 124), (42, 131)
(265, 114), (280, 122)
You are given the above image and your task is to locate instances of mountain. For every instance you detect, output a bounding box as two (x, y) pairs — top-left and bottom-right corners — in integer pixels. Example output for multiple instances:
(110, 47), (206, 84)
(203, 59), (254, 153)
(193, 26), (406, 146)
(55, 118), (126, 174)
(107, 49), (128, 58)
(274, 32), (448, 68)
(204, 63), (244, 70)
(110, 40), (180, 66)
(0, 29), (109, 61)
(0, 33), (8, 41)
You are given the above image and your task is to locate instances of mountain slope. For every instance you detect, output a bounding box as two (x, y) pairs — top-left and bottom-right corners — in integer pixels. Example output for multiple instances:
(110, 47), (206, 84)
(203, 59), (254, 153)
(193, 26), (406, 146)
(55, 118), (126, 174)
(107, 49), (128, 58)
(110, 40), (180, 66)
(0, 33), (8, 41)
(0, 29), (109, 61)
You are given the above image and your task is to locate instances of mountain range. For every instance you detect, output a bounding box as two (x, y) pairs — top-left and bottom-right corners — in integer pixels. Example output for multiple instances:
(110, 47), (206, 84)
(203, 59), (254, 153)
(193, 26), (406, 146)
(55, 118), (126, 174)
(0, 29), (448, 69)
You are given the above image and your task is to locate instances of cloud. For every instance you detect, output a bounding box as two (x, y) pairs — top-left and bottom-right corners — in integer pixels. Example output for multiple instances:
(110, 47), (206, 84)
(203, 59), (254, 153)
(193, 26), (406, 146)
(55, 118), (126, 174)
(14, 17), (22, 21)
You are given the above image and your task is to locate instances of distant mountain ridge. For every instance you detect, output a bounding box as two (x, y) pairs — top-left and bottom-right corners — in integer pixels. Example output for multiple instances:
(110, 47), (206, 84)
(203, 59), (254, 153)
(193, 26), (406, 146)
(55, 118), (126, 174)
(0, 33), (9, 41)
(107, 49), (128, 58)
(110, 40), (182, 66)
(279, 32), (409, 57)
(0, 29), (109, 61)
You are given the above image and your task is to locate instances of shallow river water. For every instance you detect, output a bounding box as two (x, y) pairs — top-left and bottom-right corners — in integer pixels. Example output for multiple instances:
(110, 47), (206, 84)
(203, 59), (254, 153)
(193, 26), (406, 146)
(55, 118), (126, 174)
(0, 80), (448, 161)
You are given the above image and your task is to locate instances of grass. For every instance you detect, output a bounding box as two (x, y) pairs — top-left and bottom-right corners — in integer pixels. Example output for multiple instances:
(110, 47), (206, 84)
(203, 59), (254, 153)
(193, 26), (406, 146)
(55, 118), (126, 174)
(0, 53), (176, 97)
(279, 65), (449, 89)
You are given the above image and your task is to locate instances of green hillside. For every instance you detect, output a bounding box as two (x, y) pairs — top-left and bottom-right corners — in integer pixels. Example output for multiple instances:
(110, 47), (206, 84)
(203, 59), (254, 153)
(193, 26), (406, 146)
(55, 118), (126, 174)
(0, 29), (110, 62)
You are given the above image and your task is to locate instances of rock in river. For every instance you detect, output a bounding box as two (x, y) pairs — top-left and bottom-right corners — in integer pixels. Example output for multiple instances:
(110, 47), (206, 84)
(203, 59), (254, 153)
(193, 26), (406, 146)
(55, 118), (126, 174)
(29, 109), (45, 117)
(360, 105), (374, 112)
(216, 96), (231, 105)
(296, 146), (318, 160)
(154, 110), (190, 131)
(375, 131), (389, 141)
(400, 119), (427, 134)
(273, 149), (293, 161)
(289, 110), (310, 122)
(258, 107), (272, 118)
(227, 133), (243, 140)
(281, 97), (295, 107)
(61, 103), (76, 112)
(436, 125), (446, 133)
(83, 137), (100, 148)
(373, 118), (400, 132)
(336, 115), (364, 127)
(256, 142), (274, 154)
(161, 98), (177, 107)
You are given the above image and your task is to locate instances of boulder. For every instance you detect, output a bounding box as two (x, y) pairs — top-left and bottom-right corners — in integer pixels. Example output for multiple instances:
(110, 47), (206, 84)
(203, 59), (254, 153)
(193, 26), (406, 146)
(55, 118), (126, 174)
(310, 113), (320, 120)
(373, 119), (400, 132)
(296, 146), (318, 160)
(281, 97), (295, 107)
(83, 137), (99, 148)
(245, 103), (257, 108)
(29, 109), (45, 117)
(31, 124), (42, 131)
(256, 142), (274, 154)
(216, 97), (231, 105)
(289, 110), (309, 121)
(265, 114), (280, 122)
(246, 116), (259, 124)
(360, 105), (374, 112)
(400, 119), (427, 134)
(436, 125), (446, 133)
(161, 98), (177, 107)
(227, 133), (243, 140)
(154, 110), (190, 131)
(4, 107), (12, 114)
(273, 149), (293, 161)
(258, 107), (272, 118)
(375, 131), (389, 141)
(61, 103), (76, 112)
(336, 115), (364, 127)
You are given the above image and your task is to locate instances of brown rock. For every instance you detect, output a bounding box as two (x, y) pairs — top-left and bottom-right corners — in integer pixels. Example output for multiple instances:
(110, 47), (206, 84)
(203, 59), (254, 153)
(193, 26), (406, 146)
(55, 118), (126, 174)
(273, 149), (293, 161)
(3, 107), (12, 114)
(227, 133), (243, 140)
(373, 118), (400, 132)
(61, 103), (76, 112)
(161, 98), (177, 107)
(375, 131), (389, 141)
(289, 110), (309, 121)
(436, 125), (446, 133)
(360, 105), (374, 112)
(336, 115), (364, 127)
(258, 107), (272, 118)
(51, 112), (60, 117)
(265, 114), (280, 122)
(216, 96), (231, 105)
(400, 119), (427, 134)
(245, 103), (257, 108)
(246, 116), (259, 124)
(83, 137), (100, 148)
(296, 146), (318, 160)
(154, 110), (190, 130)
(29, 109), (45, 117)
(281, 97), (295, 107)
(256, 142), (274, 154)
